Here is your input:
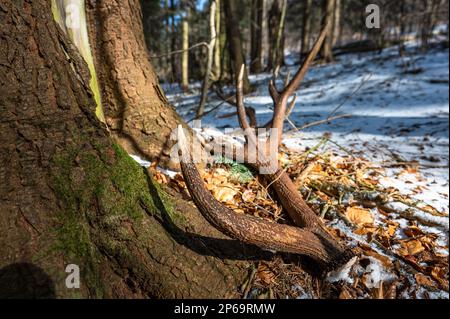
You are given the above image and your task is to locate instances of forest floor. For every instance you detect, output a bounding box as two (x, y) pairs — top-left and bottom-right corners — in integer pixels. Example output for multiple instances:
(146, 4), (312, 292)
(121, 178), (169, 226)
(136, 41), (449, 299)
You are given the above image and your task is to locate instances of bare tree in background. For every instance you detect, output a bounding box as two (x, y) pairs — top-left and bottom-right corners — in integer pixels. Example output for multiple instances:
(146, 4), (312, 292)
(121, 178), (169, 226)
(181, 1), (190, 91)
(250, 0), (264, 73)
(197, 0), (217, 116)
(421, 0), (442, 51)
(212, 0), (221, 80)
(332, 0), (342, 46)
(268, 0), (287, 70)
(223, 0), (252, 93)
(301, 0), (312, 60)
(320, 0), (336, 63)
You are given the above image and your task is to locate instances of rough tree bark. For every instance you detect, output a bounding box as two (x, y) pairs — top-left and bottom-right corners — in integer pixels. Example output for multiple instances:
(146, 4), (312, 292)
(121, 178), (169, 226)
(86, 0), (185, 170)
(0, 0), (249, 298)
(250, 0), (264, 73)
(223, 0), (253, 93)
(320, 0), (335, 63)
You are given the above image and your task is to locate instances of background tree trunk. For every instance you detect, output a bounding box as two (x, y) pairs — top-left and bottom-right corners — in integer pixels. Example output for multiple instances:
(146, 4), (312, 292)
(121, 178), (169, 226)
(164, 0), (172, 77)
(219, 0), (231, 82)
(421, 0), (441, 51)
(197, 0), (217, 117)
(301, 0), (312, 60)
(181, 3), (190, 91)
(86, 0), (185, 169)
(320, 0), (335, 63)
(332, 0), (341, 46)
(213, 0), (222, 81)
(267, 0), (286, 70)
(0, 0), (249, 298)
(223, 0), (253, 93)
(170, 0), (178, 82)
(250, 0), (264, 74)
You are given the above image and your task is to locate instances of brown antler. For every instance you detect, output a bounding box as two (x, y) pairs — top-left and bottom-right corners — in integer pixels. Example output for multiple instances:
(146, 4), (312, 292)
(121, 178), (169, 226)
(263, 22), (329, 140)
(231, 22), (352, 264)
(176, 21), (353, 272)
(232, 23), (335, 230)
(177, 126), (352, 269)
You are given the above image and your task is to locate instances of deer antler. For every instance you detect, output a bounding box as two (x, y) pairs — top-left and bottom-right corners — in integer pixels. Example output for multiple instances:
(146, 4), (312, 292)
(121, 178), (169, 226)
(232, 23), (336, 230)
(232, 22), (352, 260)
(177, 126), (352, 269)
(176, 21), (353, 271)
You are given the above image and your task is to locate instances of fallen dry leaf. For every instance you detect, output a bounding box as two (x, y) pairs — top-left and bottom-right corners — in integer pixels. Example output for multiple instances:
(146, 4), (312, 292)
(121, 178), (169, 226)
(257, 263), (276, 285)
(354, 226), (377, 236)
(398, 240), (425, 256)
(414, 273), (437, 289)
(346, 206), (374, 225)
(242, 189), (256, 202)
(339, 287), (353, 299)
(363, 249), (393, 269)
(386, 224), (398, 237)
(211, 184), (238, 203)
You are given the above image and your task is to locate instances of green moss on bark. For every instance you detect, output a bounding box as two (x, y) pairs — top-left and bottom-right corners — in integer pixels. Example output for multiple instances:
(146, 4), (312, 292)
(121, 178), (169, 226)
(49, 139), (188, 297)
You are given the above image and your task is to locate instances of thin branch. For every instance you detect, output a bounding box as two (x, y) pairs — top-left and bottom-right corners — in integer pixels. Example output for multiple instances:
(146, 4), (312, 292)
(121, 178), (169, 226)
(149, 42), (208, 59)
(185, 95), (234, 123)
(327, 73), (372, 119)
(298, 114), (352, 131)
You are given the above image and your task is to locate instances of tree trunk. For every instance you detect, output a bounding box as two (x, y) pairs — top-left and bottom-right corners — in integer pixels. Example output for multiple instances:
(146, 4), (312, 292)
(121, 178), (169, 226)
(170, 0), (178, 82)
(0, 0), (251, 298)
(223, 0), (253, 93)
(421, 0), (440, 51)
(197, 0), (217, 117)
(250, 0), (264, 74)
(320, 0), (335, 63)
(212, 0), (222, 81)
(219, 0), (231, 82)
(181, 3), (190, 91)
(301, 0), (313, 60)
(164, 0), (171, 77)
(331, 0), (341, 46)
(86, 0), (186, 170)
(274, 0), (287, 68)
(267, 0), (286, 70)
(261, 0), (269, 70)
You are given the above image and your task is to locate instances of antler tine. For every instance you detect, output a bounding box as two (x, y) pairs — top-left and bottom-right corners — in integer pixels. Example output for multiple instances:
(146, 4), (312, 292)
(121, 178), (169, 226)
(268, 65), (281, 104)
(283, 69), (291, 88)
(236, 64), (266, 164)
(286, 93), (297, 118)
(236, 64), (252, 131)
(281, 20), (330, 100)
(270, 21), (331, 145)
